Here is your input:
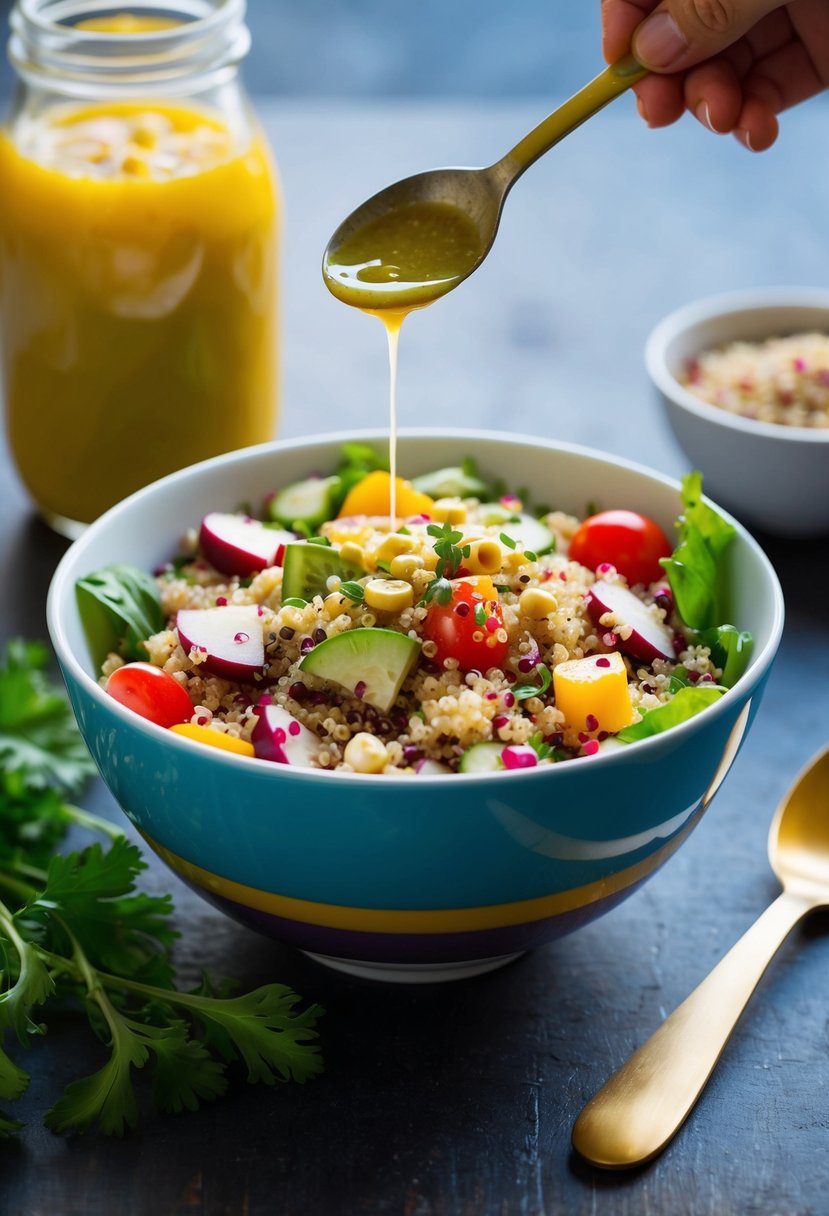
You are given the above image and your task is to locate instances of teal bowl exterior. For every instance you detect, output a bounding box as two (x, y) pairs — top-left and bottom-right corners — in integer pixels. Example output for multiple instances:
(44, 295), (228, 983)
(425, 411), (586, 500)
(48, 431), (784, 980)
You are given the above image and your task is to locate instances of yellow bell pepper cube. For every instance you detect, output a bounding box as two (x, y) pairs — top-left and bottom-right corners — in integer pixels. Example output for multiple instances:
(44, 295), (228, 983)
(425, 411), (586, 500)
(170, 723), (255, 757)
(552, 652), (634, 734)
(338, 470), (434, 519)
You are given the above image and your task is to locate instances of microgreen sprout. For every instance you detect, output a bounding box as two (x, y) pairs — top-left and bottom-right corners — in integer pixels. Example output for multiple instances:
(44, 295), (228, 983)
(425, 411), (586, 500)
(421, 523), (470, 605)
(513, 663), (552, 701)
(339, 582), (365, 604)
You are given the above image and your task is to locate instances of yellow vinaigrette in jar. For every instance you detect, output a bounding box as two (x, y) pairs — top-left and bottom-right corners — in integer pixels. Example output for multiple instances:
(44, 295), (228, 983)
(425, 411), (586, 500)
(0, 97), (278, 529)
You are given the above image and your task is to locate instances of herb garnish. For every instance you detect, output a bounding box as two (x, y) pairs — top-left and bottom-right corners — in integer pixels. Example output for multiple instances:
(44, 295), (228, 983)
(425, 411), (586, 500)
(339, 582), (365, 604)
(0, 641), (322, 1137)
(421, 524), (471, 606)
(513, 663), (552, 701)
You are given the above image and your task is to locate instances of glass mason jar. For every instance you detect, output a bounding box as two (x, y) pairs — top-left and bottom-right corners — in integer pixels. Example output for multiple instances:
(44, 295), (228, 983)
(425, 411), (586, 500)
(0, 0), (279, 537)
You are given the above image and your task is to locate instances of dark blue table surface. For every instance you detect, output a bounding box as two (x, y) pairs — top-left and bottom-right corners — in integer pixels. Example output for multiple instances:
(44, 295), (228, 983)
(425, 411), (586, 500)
(2, 85), (829, 1215)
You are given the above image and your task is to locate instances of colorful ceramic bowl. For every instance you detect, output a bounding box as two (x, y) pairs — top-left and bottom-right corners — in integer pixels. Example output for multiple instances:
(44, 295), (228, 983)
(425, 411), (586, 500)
(47, 431), (784, 982)
(646, 287), (829, 537)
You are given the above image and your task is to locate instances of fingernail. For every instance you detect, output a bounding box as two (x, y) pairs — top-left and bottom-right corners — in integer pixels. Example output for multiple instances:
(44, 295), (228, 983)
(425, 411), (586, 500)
(696, 101), (724, 134)
(636, 95), (650, 125)
(634, 12), (688, 69)
(736, 128), (756, 152)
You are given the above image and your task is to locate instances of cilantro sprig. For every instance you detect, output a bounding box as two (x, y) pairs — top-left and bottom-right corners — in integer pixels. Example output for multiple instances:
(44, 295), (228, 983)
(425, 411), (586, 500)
(421, 523), (471, 606)
(0, 641), (323, 1137)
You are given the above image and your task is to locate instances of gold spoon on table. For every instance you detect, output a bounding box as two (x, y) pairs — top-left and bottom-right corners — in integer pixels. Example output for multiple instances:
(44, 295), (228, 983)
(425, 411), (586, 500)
(572, 744), (829, 1170)
(322, 55), (646, 312)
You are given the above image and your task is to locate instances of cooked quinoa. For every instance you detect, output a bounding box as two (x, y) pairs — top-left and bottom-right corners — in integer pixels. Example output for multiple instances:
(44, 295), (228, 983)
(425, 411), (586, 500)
(99, 495), (723, 775)
(682, 332), (829, 428)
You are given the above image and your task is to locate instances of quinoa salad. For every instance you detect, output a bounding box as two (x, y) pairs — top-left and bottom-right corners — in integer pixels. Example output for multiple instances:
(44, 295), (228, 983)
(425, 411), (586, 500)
(683, 332), (829, 428)
(78, 450), (753, 776)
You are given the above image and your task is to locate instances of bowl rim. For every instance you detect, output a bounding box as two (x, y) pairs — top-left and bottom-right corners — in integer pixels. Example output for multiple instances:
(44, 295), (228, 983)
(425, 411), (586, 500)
(47, 426), (786, 785)
(645, 286), (829, 445)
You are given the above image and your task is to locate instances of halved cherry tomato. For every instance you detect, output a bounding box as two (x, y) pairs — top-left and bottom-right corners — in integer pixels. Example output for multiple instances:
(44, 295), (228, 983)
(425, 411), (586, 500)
(568, 510), (672, 586)
(106, 662), (193, 727)
(424, 580), (508, 671)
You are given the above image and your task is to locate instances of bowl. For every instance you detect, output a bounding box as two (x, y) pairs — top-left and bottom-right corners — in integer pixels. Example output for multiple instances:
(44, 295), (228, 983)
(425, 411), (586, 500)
(646, 287), (829, 538)
(47, 430), (784, 983)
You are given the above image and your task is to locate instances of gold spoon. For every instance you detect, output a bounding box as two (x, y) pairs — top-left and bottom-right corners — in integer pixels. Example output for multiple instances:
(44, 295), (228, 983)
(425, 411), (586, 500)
(572, 744), (829, 1170)
(322, 55), (646, 311)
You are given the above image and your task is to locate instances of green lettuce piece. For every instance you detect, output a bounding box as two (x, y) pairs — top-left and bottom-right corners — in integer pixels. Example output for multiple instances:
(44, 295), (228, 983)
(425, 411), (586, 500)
(661, 471), (736, 630)
(76, 565), (164, 668)
(696, 624), (754, 689)
(616, 685), (725, 743)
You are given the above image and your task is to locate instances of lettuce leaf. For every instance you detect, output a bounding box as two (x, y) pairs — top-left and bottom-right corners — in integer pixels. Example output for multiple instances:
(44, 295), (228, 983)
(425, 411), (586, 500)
(661, 473), (753, 689)
(617, 685), (725, 742)
(76, 565), (164, 668)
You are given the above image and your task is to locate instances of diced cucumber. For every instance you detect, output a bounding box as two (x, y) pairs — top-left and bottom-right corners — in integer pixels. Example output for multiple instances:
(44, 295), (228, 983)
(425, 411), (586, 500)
(458, 741), (505, 774)
(299, 627), (420, 713)
(268, 475), (341, 531)
(479, 505), (555, 555)
(412, 465), (489, 500)
(281, 543), (362, 602)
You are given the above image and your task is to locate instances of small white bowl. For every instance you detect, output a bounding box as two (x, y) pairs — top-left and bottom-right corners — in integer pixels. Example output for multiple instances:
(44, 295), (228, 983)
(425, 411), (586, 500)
(646, 288), (829, 537)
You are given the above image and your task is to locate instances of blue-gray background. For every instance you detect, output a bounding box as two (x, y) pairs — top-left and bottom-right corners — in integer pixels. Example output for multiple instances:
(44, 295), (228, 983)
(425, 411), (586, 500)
(0, 2), (605, 100)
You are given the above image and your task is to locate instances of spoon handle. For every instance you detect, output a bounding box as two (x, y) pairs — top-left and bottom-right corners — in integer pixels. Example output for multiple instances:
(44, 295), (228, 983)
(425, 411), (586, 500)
(571, 888), (816, 1169)
(496, 54), (647, 182)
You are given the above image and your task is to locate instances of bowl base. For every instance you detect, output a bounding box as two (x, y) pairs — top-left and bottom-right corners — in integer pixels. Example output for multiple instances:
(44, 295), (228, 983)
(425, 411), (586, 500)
(302, 950), (525, 984)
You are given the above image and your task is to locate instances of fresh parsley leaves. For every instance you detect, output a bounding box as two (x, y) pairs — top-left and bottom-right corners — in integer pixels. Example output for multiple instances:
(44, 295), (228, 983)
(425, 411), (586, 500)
(0, 641), (322, 1138)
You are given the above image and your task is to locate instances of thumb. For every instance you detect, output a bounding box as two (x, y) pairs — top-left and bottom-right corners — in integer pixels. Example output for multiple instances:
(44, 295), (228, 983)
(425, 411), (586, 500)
(632, 0), (783, 71)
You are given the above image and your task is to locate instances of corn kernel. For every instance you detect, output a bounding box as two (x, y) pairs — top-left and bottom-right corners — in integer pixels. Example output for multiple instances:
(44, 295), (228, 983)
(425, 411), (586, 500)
(338, 541), (365, 566)
(364, 578), (414, 612)
(552, 652), (633, 733)
(465, 539), (503, 575)
(432, 497), (467, 524)
(322, 592), (347, 620)
(505, 549), (531, 571)
(518, 588), (559, 618)
(344, 732), (388, 774)
(390, 554), (425, 579)
(376, 533), (413, 563)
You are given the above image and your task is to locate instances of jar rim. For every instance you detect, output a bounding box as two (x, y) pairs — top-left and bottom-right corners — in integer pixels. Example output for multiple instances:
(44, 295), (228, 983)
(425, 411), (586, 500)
(9, 0), (251, 95)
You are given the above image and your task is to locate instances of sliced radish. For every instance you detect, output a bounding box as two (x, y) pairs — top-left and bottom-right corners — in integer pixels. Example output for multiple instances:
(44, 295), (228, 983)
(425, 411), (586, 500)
(199, 512), (295, 578)
(251, 700), (317, 766)
(177, 604), (266, 683)
(414, 758), (453, 775)
(586, 580), (675, 663)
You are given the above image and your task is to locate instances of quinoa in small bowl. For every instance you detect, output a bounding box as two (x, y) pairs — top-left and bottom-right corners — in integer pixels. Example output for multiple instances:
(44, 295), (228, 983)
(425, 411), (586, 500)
(647, 287), (829, 537)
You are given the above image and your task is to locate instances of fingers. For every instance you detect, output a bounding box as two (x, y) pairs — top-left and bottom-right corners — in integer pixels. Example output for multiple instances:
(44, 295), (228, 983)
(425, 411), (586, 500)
(734, 95), (780, 148)
(631, 0), (785, 72)
(683, 57), (744, 131)
(633, 75), (686, 125)
(601, 0), (659, 62)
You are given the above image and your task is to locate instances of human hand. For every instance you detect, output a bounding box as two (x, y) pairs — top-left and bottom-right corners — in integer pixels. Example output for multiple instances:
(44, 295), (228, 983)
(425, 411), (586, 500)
(602, 0), (829, 149)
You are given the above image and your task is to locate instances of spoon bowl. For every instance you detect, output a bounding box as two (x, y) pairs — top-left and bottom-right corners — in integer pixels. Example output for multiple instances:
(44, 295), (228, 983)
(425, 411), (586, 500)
(770, 745), (829, 895)
(572, 744), (829, 1169)
(323, 55), (646, 310)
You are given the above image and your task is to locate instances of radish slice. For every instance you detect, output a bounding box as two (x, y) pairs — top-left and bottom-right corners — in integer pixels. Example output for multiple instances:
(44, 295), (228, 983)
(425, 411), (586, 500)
(177, 604), (266, 683)
(414, 758), (453, 775)
(251, 701), (317, 766)
(586, 580), (675, 663)
(199, 513), (294, 578)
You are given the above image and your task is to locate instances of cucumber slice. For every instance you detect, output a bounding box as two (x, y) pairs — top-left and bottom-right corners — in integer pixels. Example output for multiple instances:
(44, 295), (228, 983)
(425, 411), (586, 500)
(299, 627), (420, 713)
(479, 505), (555, 555)
(412, 465), (489, 500)
(281, 543), (362, 602)
(458, 741), (505, 774)
(268, 475), (341, 531)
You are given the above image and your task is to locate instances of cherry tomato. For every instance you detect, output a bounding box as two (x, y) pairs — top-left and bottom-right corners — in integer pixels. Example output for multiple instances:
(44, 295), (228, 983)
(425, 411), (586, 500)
(568, 510), (672, 586)
(424, 579), (509, 672)
(106, 662), (193, 727)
